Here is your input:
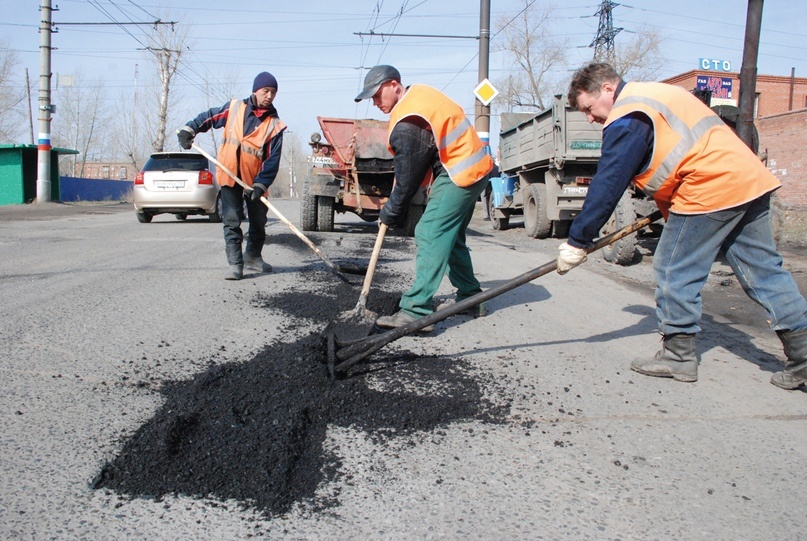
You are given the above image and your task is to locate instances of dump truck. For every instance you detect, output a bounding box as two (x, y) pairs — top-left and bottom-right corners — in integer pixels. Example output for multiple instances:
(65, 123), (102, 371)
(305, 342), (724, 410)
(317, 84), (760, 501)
(490, 94), (655, 265)
(300, 117), (426, 236)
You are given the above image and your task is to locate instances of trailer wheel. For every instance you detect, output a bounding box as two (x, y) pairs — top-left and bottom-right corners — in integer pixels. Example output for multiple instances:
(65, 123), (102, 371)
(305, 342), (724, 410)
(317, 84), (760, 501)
(601, 192), (637, 265)
(524, 183), (551, 239)
(300, 178), (317, 231)
(403, 204), (425, 237)
(317, 196), (335, 232)
(488, 193), (509, 230)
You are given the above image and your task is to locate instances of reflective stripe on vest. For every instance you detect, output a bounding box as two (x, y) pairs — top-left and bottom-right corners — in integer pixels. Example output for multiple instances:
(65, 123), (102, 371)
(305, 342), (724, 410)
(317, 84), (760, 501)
(604, 82), (779, 216)
(217, 99), (284, 187)
(388, 85), (493, 187)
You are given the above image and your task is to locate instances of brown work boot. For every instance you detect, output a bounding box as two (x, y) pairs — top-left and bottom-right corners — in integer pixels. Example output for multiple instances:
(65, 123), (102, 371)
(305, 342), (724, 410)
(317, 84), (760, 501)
(376, 310), (434, 333)
(771, 328), (807, 390)
(631, 333), (698, 382)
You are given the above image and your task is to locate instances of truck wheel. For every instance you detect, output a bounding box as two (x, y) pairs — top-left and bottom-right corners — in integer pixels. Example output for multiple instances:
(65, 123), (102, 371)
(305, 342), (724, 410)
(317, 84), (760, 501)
(403, 204), (425, 237)
(317, 196), (335, 232)
(524, 183), (551, 239)
(300, 178), (317, 231)
(489, 194), (509, 230)
(552, 220), (570, 238)
(601, 192), (637, 265)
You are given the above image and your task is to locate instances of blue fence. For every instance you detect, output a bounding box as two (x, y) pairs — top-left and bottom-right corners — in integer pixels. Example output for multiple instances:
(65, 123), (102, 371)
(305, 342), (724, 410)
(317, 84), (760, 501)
(59, 177), (132, 202)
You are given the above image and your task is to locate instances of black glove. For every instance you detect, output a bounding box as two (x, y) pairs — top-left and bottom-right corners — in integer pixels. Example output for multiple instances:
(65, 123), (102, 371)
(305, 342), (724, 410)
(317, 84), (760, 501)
(251, 183), (266, 201)
(177, 127), (195, 150)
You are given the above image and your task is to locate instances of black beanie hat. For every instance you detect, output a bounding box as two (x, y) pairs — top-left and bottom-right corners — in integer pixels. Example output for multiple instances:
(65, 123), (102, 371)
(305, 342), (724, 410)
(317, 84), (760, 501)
(253, 72), (278, 92)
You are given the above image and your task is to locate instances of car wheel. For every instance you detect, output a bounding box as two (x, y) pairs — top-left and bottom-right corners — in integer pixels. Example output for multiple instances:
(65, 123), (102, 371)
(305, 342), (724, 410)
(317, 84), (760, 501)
(175, 213), (188, 221)
(137, 211), (152, 223)
(208, 195), (223, 223)
(523, 183), (551, 239)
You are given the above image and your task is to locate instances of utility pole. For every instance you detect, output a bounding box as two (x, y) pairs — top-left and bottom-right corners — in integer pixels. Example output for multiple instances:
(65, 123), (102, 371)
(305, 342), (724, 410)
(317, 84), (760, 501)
(737, 0), (763, 151)
(474, 0), (491, 148)
(590, 0), (622, 65)
(36, 0), (54, 203)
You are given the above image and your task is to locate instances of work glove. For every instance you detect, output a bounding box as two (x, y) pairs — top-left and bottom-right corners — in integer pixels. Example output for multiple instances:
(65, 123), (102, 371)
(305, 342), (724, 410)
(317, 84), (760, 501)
(557, 241), (588, 275)
(177, 126), (195, 150)
(251, 183), (266, 201)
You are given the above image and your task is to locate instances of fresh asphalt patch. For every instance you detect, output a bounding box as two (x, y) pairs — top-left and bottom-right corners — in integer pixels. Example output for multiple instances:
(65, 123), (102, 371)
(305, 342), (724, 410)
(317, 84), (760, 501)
(93, 266), (512, 520)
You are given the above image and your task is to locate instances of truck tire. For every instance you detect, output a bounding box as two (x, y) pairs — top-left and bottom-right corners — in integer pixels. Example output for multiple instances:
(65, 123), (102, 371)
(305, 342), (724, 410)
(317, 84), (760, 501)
(552, 220), (570, 238)
(600, 192), (637, 265)
(300, 178), (317, 231)
(317, 196), (335, 232)
(403, 204), (425, 237)
(489, 193), (509, 230)
(524, 183), (551, 239)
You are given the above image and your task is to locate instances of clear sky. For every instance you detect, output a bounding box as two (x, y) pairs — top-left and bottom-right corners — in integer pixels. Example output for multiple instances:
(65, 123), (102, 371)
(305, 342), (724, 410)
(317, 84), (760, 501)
(3, 0), (805, 150)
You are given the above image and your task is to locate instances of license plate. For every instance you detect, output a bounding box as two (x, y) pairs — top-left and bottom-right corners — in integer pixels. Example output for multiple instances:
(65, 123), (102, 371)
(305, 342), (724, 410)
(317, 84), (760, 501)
(155, 180), (184, 189)
(562, 186), (588, 195)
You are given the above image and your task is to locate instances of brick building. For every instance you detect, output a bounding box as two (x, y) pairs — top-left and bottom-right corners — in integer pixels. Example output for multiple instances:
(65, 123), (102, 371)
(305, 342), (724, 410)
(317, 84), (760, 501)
(662, 70), (807, 117)
(660, 70), (807, 243)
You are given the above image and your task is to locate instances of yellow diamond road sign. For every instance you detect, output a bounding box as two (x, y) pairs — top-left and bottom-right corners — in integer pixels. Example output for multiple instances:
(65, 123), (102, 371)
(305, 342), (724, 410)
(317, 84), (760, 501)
(473, 78), (499, 106)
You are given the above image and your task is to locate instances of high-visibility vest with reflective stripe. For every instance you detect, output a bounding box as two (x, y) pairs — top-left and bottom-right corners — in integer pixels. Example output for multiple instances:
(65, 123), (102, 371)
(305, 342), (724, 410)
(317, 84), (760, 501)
(388, 85), (493, 187)
(216, 99), (286, 187)
(604, 82), (779, 217)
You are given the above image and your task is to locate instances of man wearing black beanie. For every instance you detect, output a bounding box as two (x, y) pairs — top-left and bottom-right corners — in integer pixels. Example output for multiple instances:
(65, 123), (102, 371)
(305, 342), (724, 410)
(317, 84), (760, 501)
(178, 71), (285, 280)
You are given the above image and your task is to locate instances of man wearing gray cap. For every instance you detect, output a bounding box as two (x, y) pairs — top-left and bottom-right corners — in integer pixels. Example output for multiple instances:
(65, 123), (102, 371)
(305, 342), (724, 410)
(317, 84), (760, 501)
(178, 72), (286, 280)
(356, 65), (494, 331)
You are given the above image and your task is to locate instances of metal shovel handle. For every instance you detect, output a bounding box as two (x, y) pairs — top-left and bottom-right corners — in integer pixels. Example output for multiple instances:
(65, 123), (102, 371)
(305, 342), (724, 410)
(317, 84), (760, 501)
(190, 143), (348, 281)
(334, 210), (664, 372)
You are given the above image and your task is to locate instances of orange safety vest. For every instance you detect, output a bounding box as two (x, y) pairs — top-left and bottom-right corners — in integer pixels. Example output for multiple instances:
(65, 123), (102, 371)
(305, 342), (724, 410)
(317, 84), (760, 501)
(216, 99), (286, 187)
(604, 82), (779, 218)
(388, 84), (493, 188)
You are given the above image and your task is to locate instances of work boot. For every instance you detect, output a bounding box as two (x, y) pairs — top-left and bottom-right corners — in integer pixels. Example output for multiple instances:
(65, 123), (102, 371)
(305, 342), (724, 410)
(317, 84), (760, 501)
(376, 311), (434, 334)
(224, 244), (244, 281)
(435, 298), (489, 318)
(630, 333), (698, 382)
(244, 253), (273, 273)
(770, 328), (807, 390)
(224, 264), (243, 281)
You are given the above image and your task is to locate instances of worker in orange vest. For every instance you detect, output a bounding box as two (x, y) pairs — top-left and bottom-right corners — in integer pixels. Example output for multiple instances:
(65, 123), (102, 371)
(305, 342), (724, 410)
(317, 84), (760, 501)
(558, 62), (807, 389)
(355, 65), (494, 331)
(178, 72), (286, 280)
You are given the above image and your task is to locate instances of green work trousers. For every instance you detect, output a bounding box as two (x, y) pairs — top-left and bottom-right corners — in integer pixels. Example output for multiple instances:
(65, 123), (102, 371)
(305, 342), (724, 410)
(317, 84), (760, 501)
(399, 172), (488, 317)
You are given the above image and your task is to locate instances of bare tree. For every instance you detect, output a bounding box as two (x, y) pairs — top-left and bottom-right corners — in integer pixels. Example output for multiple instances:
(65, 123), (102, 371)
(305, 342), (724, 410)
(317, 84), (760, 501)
(51, 70), (110, 177)
(612, 25), (664, 82)
(144, 20), (190, 152)
(0, 41), (27, 143)
(494, 1), (569, 112)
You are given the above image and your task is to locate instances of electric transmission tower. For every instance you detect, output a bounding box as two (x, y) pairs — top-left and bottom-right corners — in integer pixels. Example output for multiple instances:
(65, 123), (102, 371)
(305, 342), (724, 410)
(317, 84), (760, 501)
(589, 0), (623, 64)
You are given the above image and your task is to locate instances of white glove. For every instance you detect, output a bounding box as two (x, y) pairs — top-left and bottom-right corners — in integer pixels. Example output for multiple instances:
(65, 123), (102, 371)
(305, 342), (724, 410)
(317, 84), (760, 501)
(557, 242), (587, 275)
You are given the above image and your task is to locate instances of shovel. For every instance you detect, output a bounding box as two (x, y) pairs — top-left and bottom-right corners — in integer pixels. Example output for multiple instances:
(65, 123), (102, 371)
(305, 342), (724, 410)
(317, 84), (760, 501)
(329, 210), (664, 377)
(325, 223), (387, 376)
(190, 143), (365, 281)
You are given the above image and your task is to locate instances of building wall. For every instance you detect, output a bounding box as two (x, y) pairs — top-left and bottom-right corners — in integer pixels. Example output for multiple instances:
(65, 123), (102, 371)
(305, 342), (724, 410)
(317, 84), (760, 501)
(758, 108), (807, 208)
(661, 70), (807, 118)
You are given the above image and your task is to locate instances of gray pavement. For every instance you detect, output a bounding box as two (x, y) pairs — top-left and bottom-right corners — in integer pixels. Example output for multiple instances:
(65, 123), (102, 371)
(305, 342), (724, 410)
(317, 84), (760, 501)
(1, 200), (805, 540)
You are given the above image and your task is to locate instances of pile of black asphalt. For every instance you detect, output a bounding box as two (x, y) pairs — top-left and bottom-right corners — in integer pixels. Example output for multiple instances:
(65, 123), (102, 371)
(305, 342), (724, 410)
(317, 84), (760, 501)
(93, 265), (511, 520)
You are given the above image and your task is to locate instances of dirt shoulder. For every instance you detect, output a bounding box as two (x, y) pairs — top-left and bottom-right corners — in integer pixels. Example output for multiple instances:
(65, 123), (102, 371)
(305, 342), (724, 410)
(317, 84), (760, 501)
(0, 201), (131, 221)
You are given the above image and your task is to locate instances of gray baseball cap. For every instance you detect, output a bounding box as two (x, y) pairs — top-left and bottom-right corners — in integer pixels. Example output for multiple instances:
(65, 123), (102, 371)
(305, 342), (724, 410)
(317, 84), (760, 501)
(354, 65), (401, 102)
